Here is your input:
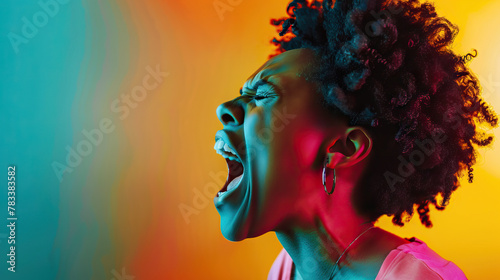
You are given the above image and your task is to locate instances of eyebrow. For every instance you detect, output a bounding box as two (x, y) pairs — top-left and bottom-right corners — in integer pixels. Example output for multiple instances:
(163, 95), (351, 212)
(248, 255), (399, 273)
(239, 79), (278, 95)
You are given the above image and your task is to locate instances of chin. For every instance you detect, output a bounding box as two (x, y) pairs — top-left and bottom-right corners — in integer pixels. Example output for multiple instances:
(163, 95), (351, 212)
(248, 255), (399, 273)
(220, 224), (246, 242)
(220, 219), (248, 242)
(220, 217), (270, 242)
(220, 214), (262, 241)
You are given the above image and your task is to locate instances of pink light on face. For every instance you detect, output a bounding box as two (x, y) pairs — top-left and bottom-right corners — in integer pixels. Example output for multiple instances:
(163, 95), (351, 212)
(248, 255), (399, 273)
(293, 128), (325, 169)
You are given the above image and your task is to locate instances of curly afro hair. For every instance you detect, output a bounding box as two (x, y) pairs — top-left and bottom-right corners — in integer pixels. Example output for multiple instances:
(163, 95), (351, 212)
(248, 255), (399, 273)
(270, 0), (498, 227)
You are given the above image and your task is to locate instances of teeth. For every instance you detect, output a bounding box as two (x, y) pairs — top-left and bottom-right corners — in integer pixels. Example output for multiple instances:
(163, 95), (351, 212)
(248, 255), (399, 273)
(223, 143), (236, 155)
(214, 139), (239, 159)
(227, 174), (243, 192)
(216, 140), (224, 150)
(217, 174), (243, 200)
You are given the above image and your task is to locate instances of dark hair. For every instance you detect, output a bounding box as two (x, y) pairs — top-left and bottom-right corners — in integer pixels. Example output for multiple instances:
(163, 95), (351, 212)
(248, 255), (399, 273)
(271, 0), (497, 227)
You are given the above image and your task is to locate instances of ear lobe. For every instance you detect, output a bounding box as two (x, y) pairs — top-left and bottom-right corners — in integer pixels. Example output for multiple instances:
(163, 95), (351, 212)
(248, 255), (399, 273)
(326, 127), (372, 169)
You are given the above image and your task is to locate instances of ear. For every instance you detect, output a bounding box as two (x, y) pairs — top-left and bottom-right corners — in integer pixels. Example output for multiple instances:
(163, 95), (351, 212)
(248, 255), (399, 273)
(325, 127), (372, 169)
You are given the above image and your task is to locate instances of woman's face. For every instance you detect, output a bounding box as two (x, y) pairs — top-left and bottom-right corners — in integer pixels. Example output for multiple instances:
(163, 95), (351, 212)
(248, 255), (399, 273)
(214, 49), (348, 241)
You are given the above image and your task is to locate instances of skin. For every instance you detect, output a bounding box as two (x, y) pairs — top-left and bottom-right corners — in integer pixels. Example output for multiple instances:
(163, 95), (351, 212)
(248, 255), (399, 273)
(215, 48), (408, 279)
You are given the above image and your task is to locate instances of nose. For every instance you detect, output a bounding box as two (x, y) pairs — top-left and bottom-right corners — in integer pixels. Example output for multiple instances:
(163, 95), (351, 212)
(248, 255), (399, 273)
(216, 99), (244, 127)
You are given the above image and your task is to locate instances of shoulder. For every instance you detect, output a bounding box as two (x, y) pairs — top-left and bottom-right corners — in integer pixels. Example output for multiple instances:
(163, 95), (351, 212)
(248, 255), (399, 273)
(268, 248), (293, 280)
(376, 238), (468, 280)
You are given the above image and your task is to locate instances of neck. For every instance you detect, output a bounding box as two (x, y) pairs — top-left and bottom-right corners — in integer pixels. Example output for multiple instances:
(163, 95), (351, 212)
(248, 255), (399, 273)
(274, 175), (377, 279)
(276, 220), (375, 279)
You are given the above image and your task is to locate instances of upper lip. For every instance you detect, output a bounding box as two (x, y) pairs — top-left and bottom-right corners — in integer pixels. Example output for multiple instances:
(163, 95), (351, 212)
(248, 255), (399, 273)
(214, 130), (242, 162)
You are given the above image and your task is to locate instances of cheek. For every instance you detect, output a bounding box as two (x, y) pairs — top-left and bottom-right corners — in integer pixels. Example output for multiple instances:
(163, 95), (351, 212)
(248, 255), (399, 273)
(244, 107), (289, 190)
(243, 106), (277, 157)
(243, 111), (263, 156)
(293, 127), (325, 169)
(245, 105), (324, 173)
(243, 109), (271, 181)
(271, 112), (325, 171)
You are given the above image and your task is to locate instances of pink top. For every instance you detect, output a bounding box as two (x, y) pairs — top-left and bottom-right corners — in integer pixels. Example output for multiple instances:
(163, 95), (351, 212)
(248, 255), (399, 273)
(268, 238), (467, 280)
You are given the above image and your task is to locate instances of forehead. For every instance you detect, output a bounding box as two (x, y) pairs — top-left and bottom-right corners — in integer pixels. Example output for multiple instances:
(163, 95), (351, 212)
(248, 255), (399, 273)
(242, 48), (317, 90)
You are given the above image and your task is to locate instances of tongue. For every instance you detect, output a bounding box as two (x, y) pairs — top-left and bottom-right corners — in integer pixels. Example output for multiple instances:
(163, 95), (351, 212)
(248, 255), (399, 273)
(227, 174), (243, 192)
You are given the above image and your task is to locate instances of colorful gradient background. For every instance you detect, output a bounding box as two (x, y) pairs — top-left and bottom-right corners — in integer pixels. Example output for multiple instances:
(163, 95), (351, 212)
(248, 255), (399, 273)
(1, 0), (499, 279)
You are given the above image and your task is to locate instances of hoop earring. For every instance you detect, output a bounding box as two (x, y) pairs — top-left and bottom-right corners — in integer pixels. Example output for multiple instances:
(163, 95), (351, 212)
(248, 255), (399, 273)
(322, 159), (336, 195)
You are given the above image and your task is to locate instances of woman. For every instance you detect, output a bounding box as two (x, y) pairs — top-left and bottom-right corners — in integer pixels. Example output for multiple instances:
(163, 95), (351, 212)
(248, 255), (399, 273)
(213, 0), (497, 279)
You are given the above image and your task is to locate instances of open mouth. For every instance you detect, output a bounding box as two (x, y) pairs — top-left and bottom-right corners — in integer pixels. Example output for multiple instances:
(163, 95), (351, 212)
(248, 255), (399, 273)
(214, 137), (244, 198)
(217, 158), (244, 197)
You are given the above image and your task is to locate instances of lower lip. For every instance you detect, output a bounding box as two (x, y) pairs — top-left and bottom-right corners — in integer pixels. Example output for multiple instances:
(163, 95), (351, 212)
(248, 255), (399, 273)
(214, 174), (244, 205)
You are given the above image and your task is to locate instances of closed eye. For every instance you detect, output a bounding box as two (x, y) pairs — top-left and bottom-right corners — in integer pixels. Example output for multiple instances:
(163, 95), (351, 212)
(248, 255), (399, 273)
(239, 79), (279, 101)
(239, 93), (269, 100)
(254, 83), (276, 100)
(254, 92), (271, 100)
